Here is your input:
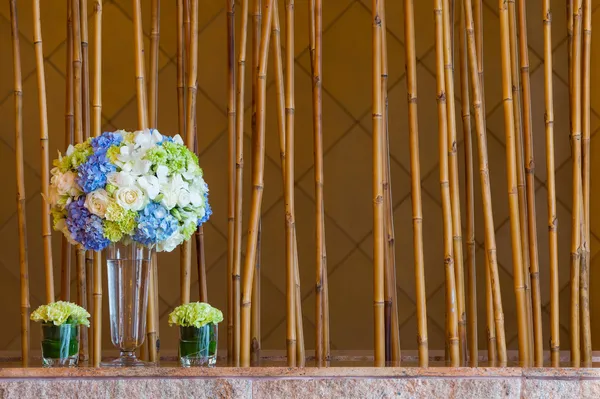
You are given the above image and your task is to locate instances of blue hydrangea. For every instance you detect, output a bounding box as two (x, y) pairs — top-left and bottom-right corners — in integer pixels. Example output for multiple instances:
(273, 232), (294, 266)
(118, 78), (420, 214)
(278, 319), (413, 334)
(66, 197), (110, 251)
(77, 152), (117, 193)
(133, 202), (179, 246)
(91, 132), (123, 153)
(197, 192), (212, 226)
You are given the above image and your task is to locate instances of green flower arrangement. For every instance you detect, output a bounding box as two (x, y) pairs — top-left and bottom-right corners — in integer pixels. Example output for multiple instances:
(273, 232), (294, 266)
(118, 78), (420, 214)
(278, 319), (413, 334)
(168, 302), (223, 328)
(31, 301), (90, 327)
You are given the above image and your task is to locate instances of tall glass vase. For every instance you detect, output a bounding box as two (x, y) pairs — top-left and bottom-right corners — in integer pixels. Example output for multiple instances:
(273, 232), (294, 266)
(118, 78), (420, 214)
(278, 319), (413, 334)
(102, 241), (153, 367)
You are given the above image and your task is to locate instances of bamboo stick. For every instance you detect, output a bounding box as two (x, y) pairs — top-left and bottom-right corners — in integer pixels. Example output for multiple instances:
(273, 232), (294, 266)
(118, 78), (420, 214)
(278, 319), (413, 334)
(195, 229), (207, 301)
(61, 0), (75, 303)
(569, 0), (583, 368)
(249, 0), (263, 367)
(580, 0), (592, 367)
(568, 0), (573, 131)
(86, 255), (93, 361)
(463, 0), (507, 364)
(541, 0), (559, 368)
(10, 0), (30, 368)
(498, 0), (530, 367)
(402, 0), (428, 368)
(176, 0), (186, 137)
(225, 0), (236, 366)
(181, 0), (199, 304)
(507, 0), (533, 365)
(33, 0), (56, 305)
(232, 0), (250, 366)
(458, 0), (477, 367)
(441, 0), (466, 366)
(80, 0), (90, 141)
(434, 0), (459, 367)
(378, 0), (400, 365)
(515, 0), (542, 367)
(240, 0), (273, 367)
(91, 0), (103, 366)
(472, 0), (496, 364)
(268, 0), (296, 367)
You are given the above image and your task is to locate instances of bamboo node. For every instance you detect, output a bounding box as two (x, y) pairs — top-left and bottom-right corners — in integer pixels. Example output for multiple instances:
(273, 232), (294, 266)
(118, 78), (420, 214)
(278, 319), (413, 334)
(374, 195), (383, 205)
(437, 91), (446, 103)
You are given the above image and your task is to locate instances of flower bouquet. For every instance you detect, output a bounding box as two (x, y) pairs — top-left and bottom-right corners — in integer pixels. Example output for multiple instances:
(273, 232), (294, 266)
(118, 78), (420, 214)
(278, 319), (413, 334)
(48, 129), (212, 366)
(30, 301), (90, 367)
(169, 302), (223, 367)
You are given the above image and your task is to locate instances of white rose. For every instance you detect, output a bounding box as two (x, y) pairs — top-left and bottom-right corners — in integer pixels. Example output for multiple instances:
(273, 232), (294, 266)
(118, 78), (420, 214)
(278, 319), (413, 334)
(84, 189), (111, 217)
(177, 189), (191, 207)
(189, 191), (204, 207)
(137, 175), (160, 200)
(53, 171), (80, 196)
(157, 230), (184, 252)
(107, 171), (136, 188)
(115, 187), (147, 211)
(161, 190), (179, 210)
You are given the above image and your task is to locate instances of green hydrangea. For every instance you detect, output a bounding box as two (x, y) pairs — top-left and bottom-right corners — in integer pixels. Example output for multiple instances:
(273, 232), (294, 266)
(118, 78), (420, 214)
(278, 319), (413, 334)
(168, 302), (223, 328)
(51, 208), (67, 230)
(145, 142), (198, 174)
(52, 154), (72, 173)
(106, 146), (121, 164)
(103, 220), (123, 242)
(105, 203), (137, 235)
(31, 301), (90, 327)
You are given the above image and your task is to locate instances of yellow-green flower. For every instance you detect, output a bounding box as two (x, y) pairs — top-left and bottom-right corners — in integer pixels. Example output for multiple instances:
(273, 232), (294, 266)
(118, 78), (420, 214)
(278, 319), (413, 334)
(31, 301), (90, 327)
(168, 302), (223, 328)
(106, 146), (121, 164)
(103, 220), (123, 242)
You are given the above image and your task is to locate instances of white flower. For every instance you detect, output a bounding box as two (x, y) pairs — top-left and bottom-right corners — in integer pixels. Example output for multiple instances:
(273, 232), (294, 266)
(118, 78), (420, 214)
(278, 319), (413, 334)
(161, 190), (179, 210)
(157, 230), (184, 252)
(160, 174), (187, 210)
(137, 175), (160, 200)
(115, 186), (147, 211)
(172, 134), (184, 145)
(84, 189), (111, 217)
(52, 170), (80, 196)
(107, 171), (136, 188)
(156, 165), (169, 184)
(131, 159), (152, 176)
(65, 145), (75, 156)
(189, 191), (204, 207)
(177, 189), (191, 207)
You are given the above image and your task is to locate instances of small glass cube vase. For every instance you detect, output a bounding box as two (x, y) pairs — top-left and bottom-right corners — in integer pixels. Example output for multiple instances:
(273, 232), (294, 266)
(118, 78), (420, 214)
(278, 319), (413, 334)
(41, 323), (79, 367)
(179, 324), (218, 367)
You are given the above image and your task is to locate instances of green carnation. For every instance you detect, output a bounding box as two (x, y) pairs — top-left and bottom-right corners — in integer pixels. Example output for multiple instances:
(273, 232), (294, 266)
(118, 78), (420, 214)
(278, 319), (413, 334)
(106, 146), (121, 164)
(31, 301), (90, 327)
(51, 208), (67, 230)
(168, 302), (223, 328)
(145, 146), (168, 168)
(103, 220), (123, 242)
(52, 154), (72, 173)
(105, 203), (137, 235)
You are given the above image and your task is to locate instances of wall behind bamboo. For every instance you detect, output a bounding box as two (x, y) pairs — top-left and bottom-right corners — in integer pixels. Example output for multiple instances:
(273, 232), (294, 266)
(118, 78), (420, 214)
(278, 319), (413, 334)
(0, 0), (600, 354)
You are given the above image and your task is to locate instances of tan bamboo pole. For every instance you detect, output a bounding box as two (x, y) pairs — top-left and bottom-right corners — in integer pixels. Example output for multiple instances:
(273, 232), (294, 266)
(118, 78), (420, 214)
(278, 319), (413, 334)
(441, 0), (466, 365)
(507, 0), (533, 364)
(498, 0), (530, 367)
(472, 0), (495, 364)
(378, 0), (400, 365)
(232, 0), (249, 366)
(33, 0), (55, 305)
(569, 0), (583, 368)
(249, 0), (263, 366)
(515, 0), (542, 367)
(568, 0), (573, 130)
(463, 0), (507, 364)
(176, 0), (186, 137)
(72, 0), (89, 360)
(61, 0), (74, 303)
(434, 0), (459, 367)
(145, 0), (161, 365)
(542, 0), (559, 368)
(225, 0), (236, 365)
(458, 0), (476, 366)
(580, 0), (592, 367)
(371, 0), (385, 368)
(181, 0), (199, 305)
(240, 0), (273, 367)
(80, 0), (90, 141)
(269, 0), (296, 367)
(10, 0), (30, 368)
(91, 0), (103, 367)
(402, 0), (428, 368)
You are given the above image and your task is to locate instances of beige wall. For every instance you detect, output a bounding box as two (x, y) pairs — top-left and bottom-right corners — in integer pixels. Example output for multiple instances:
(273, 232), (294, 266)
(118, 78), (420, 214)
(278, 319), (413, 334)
(1, 0), (600, 354)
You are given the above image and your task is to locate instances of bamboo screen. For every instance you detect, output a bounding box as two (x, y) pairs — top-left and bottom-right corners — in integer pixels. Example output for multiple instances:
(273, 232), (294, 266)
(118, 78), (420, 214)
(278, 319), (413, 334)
(2, 0), (600, 367)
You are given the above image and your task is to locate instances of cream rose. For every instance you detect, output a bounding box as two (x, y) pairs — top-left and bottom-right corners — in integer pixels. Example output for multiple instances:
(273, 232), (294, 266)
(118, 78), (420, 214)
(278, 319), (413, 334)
(52, 170), (80, 196)
(84, 189), (111, 217)
(115, 186), (146, 211)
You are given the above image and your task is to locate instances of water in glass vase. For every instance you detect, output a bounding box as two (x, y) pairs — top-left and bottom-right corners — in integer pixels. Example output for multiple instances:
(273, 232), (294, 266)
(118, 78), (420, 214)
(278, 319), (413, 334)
(179, 324), (218, 367)
(41, 323), (79, 367)
(103, 242), (153, 367)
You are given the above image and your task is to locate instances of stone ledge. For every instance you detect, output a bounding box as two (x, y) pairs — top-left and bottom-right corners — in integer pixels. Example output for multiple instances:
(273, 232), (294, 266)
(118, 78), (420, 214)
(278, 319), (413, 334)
(0, 367), (599, 398)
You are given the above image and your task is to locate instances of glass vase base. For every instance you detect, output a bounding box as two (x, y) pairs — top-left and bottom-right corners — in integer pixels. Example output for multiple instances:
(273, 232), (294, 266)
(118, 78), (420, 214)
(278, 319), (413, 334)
(42, 355), (78, 368)
(101, 354), (154, 368)
(180, 355), (216, 368)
